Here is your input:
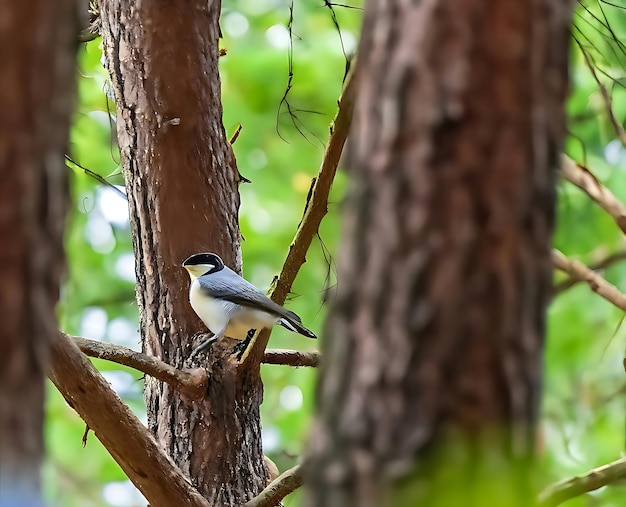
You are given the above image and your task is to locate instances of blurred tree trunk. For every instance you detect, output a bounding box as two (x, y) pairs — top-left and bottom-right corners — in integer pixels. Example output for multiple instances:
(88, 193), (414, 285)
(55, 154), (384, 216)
(99, 0), (268, 504)
(306, 1), (572, 506)
(0, 0), (76, 504)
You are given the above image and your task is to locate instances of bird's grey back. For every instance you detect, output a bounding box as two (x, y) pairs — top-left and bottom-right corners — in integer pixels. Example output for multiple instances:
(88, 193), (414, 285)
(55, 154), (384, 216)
(196, 267), (301, 323)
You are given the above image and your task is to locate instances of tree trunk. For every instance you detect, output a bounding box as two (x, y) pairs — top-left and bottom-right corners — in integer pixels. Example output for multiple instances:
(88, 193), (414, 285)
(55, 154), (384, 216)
(99, 0), (267, 503)
(0, 0), (76, 503)
(306, 1), (572, 506)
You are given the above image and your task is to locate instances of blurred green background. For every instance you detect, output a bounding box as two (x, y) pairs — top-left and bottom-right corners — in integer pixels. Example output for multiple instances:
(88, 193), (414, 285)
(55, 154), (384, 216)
(47, 1), (626, 505)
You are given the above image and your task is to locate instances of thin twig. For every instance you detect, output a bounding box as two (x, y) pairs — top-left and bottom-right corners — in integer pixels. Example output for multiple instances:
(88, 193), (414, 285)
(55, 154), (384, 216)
(577, 40), (626, 146)
(65, 155), (127, 200)
(560, 154), (626, 235)
(229, 124), (243, 144)
(49, 333), (211, 507)
(244, 464), (303, 507)
(263, 349), (320, 368)
(241, 62), (357, 368)
(71, 335), (207, 399)
(538, 455), (626, 507)
(552, 249), (626, 311)
(554, 250), (626, 293)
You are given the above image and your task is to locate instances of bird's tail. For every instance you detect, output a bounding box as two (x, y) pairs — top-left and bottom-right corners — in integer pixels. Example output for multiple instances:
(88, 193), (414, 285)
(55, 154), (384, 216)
(278, 315), (317, 339)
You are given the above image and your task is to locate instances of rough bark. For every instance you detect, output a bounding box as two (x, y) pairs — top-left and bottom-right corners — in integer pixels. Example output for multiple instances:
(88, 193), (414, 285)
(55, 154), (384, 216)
(49, 333), (211, 507)
(99, 0), (267, 503)
(0, 0), (76, 503)
(306, 1), (572, 506)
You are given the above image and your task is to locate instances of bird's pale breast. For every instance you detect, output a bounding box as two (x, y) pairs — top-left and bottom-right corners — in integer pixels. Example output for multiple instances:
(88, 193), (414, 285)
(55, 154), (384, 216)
(189, 279), (278, 340)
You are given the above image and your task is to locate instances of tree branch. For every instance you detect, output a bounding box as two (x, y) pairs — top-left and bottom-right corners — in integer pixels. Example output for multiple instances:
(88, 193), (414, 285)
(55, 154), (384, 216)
(263, 349), (320, 368)
(552, 249), (626, 311)
(554, 250), (626, 294)
(241, 62), (357, 368)
(244, 464), (302, 507)
(561, 154), (626, 235)
(71, 335), (207, 399)
(48, 333), (211, 507)
(73, 335), (319, 373)
(538, 456), (626, 507)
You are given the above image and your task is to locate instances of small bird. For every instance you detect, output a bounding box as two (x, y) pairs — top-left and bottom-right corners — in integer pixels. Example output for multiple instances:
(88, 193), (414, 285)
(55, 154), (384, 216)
(182, 252), (316, 359)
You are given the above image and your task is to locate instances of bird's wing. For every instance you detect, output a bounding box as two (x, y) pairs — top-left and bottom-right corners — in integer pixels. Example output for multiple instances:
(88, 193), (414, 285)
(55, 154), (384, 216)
(196, 268), (302, 322)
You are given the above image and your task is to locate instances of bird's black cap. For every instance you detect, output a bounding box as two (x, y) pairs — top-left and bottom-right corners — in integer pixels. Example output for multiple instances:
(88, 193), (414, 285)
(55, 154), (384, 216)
(182, 252), (225, 271)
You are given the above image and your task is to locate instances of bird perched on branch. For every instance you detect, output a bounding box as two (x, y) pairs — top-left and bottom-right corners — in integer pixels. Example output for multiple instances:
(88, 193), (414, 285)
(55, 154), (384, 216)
(182, 252), (316, 359)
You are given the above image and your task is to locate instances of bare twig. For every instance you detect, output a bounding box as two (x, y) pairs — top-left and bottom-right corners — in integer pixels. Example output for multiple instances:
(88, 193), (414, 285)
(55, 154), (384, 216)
(49, 333), (211, 507)
(71, 335), (207, 399)
(244, 464), (302, 507)
(73, 336), (317, 381)
(263, 349), (320, 368)
(554, 250), (626, 293)
(577, 41), (626, 146)
(229, 124), (242, 144)
(552, 249), (626, 311)
(81, 424), (90, 447)
(560, 154), (626, 235)
(65, 155), (127, 200)
(241, 62), (357, 368)
(538, 456), (626, 507)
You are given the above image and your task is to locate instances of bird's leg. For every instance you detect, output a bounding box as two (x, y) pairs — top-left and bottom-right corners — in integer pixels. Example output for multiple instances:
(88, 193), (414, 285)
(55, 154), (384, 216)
(231, 328), (256, 361)
(189, 329), (224, 361)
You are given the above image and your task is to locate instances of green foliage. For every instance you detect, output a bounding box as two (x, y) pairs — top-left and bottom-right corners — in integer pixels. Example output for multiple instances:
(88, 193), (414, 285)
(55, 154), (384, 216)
(545, 2), (626, 505)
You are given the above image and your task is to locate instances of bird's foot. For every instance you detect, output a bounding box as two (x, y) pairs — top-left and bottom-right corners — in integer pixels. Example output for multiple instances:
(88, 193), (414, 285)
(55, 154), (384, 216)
(231, 329), (256, 361)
